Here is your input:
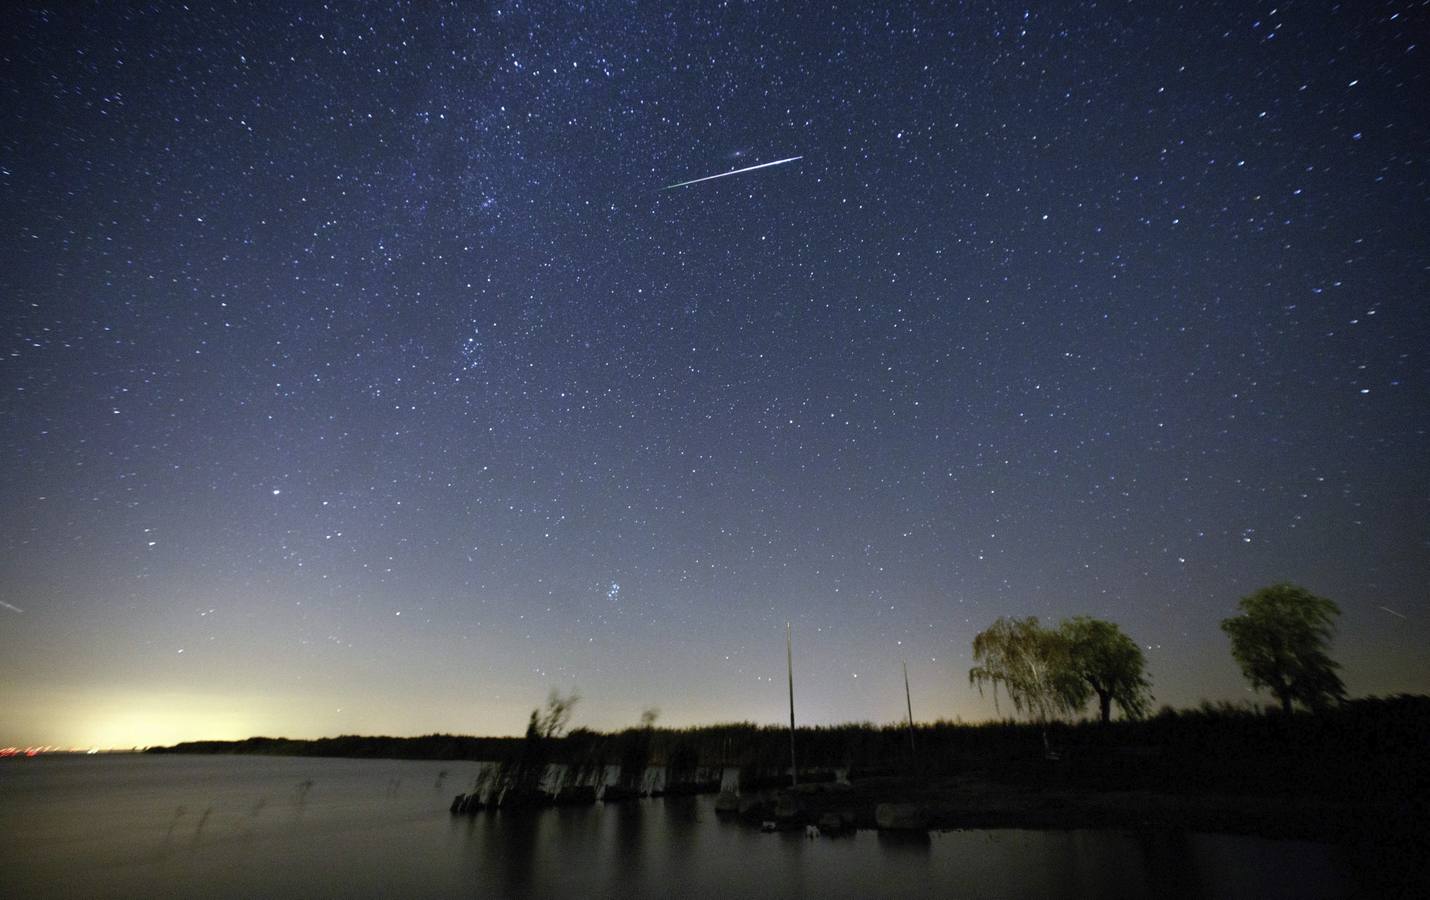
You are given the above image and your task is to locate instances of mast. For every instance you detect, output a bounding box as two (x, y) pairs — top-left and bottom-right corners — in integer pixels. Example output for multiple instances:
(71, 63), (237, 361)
(903, 660), (917, 772)
(787, 621), (797, 788)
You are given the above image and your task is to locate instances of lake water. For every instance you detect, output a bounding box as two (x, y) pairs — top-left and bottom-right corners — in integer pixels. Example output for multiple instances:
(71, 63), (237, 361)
(0, 754), (1367, 898)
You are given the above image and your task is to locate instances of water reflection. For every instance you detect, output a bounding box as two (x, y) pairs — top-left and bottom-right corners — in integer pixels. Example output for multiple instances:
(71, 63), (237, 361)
(0, 756), (1376, 900)
(487, 811), (542, 896)
(1137, 830), (1208, 899)
(875, 829), (932, 854)
(659, 795), (702, 875)
(611, 800), (646, 882)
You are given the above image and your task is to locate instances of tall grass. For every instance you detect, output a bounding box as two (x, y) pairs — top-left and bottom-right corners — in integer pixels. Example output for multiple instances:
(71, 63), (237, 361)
(151, 695), (1430, 801)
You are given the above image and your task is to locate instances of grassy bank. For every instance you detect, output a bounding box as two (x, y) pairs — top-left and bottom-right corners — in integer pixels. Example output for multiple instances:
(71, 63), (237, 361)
(148, 695), (1428, 803)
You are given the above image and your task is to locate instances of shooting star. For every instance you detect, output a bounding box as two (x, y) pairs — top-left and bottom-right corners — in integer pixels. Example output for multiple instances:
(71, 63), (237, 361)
(0, 601), (23, 614)
(1378, 605), (1407, 620)
(662, 155), (803, 190)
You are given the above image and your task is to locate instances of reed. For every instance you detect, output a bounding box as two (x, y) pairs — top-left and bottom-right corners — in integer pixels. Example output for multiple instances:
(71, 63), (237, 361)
(150, 695), (1430, 803)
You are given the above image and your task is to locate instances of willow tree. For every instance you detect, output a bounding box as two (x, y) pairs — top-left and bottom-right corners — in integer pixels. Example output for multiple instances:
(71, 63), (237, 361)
(1220, 584), (1345, 714)
(1059, 616), (1152, 724)
(969, 617), (1085, 752)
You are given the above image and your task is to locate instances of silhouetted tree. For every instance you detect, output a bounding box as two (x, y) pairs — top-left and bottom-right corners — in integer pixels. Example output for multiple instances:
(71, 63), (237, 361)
(1059, 616), (1152, 724)
(1220, 583), (1346, 715)
(969, 616), (1084, 753)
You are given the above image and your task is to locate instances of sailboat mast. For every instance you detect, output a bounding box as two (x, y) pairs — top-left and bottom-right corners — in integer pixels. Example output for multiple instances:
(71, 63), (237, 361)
(787, 621), (797, 788)
(903, 660), (917, 768)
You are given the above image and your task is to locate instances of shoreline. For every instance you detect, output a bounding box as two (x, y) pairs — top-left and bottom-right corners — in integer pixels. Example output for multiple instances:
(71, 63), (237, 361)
(741, 775), (1424, 848)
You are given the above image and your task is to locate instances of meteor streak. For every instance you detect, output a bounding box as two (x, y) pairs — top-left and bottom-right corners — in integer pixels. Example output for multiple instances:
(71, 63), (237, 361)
(662, 155), (803, 190)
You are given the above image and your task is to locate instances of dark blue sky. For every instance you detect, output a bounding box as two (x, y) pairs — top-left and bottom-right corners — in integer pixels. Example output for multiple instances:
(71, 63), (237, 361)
(3, 1), (1426, 747)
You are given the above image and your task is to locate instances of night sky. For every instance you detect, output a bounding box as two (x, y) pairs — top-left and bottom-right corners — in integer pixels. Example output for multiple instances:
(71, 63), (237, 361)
(3, 2), (1427, 749)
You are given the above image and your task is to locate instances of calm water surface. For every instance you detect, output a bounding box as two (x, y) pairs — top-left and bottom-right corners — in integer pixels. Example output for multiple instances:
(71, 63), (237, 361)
(1, 755), (1361, 899)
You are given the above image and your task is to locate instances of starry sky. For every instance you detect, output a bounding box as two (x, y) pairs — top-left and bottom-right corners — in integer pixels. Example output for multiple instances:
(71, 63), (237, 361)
(3, 2), (1427, 749)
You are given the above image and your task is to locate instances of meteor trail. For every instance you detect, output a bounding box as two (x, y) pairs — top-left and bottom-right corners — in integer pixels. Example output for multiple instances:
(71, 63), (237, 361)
(662, 155), (803, 190)
(0, 601), (23, 614)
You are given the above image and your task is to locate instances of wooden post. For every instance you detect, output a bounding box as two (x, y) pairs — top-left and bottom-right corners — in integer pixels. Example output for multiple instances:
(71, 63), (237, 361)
(787, 621), (797, 788)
